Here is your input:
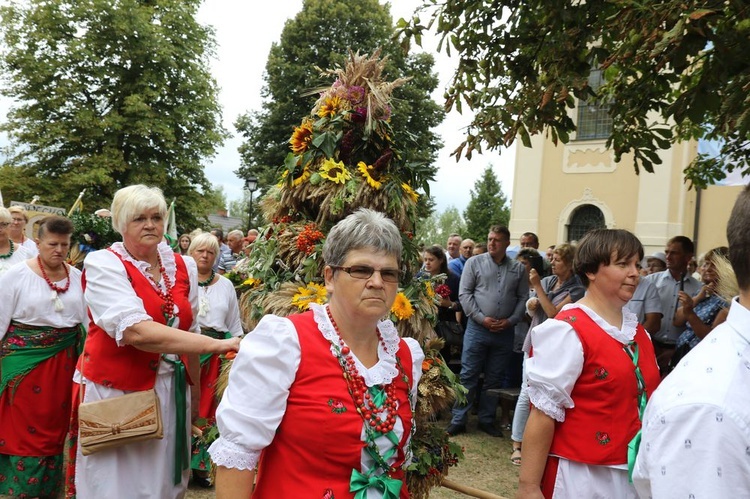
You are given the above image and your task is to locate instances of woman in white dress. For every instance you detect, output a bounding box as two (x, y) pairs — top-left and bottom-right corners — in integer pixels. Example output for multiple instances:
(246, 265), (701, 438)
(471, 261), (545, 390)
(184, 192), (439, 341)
(209, 208), (424, 498)
(72, 185), (240, 499)
(186, 232), (244, 486)
(0, 216), (86, 497)
(0, 207), (32, 275)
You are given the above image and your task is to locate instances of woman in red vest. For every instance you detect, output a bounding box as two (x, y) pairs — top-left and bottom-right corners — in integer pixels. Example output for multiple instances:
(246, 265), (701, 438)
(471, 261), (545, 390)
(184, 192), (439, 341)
(209, 208), (424, 498)
(71, 185), (240, 498)
(517, 229), (661, 499)
(0, 216), (86, 498)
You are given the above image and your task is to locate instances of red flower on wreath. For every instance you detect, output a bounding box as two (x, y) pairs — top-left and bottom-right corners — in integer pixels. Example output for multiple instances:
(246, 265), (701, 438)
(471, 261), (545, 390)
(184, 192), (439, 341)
(434, 284), (451, 299)
(296, 223), (325, 255)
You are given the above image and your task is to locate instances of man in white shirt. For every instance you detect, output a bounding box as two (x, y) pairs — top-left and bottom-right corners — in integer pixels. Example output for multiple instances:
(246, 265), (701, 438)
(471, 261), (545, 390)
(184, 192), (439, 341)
(633, 184), (750, 497)
(643, 236), (702, 374)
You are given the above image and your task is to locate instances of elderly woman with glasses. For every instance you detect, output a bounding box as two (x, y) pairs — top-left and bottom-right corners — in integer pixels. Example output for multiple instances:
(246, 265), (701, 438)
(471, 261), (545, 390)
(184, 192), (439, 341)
(210, 208), (424, 498)
(0, 207), (33, 275)
(8, 206), (39, 257)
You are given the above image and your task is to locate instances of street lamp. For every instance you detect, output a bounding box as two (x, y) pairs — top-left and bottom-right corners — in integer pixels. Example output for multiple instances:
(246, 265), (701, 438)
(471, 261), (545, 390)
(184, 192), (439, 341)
(245, 176), (259, 232)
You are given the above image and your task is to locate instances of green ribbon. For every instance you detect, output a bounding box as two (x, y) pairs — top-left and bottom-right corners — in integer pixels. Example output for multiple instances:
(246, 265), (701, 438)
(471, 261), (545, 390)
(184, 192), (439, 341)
(623, 341), (648, 482)
(1, 322), (84, 398)
(162, 355), (189, 485)
(350, 469), (402, 499)
(198, 328), (230, 366)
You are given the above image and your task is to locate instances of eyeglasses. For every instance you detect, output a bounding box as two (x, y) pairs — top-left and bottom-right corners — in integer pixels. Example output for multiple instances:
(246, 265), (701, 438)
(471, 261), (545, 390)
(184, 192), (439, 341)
(0, 223), (9, 228)
(331, 265), (402, 283)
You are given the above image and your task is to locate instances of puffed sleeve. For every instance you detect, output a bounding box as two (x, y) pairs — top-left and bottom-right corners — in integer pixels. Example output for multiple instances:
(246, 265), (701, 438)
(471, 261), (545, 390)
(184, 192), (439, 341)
(221, 276), (244, 337)
(208, 314), (301, 470)
(525, 317), (584, 422)
(0, 265), (20, 339)
(83, 250), (152, 345)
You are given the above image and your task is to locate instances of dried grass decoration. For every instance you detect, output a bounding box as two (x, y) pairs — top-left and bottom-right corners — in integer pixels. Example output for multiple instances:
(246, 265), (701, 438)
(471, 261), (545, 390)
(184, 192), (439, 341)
(223, 49), (465, 499)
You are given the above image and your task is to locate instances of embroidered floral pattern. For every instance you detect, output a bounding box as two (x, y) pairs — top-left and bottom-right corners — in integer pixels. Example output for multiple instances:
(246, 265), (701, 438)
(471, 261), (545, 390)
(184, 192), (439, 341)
(596, 431), (611, 445)
(328, 398), (347, 414)
(594, 367), (609, 380)
(564, 315), (577, 323)
(323, 488), (335, 499)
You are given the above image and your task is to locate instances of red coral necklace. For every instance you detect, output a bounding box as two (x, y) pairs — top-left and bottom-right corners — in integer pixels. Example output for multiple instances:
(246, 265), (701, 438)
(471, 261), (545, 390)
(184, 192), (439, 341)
(326, 307), (397, 434)
(124, 246), (175, 319)
(37, 255), (70, 293)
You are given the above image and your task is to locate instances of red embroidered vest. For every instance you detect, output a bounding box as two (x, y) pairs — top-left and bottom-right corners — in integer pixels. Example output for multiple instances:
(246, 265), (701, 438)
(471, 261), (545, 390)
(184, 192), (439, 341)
(78, 250), (193, 391)
(547, 309), (660, 465)
(253, 311), (414, 499)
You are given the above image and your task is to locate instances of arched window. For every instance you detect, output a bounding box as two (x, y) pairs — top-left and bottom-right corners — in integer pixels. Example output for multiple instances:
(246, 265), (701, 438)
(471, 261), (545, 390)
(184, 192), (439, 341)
(567, 204), (605, 242)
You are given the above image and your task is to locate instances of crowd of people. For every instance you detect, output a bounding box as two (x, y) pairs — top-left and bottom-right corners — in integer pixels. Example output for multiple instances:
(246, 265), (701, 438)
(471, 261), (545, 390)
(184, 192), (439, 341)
(1, 182), (750, 498)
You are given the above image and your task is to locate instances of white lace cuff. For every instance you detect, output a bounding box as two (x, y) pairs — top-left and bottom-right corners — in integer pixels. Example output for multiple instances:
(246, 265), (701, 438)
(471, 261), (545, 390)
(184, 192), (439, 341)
(208, 437), (260, 471)
(310, 303), (400, 386)
(528, 384), (566, 422)
(115, 313), (152, 346)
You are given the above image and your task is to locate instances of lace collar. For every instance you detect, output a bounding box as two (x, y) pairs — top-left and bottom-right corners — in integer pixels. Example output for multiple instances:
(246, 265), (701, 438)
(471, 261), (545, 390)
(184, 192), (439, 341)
(561, 303), (639, 344)
(110, 241), (177, 291)
(310, 303), (401, 387)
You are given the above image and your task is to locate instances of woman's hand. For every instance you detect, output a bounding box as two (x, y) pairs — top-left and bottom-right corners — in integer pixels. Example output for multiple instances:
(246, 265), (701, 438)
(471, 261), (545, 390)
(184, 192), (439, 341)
(529, 269), (542, 288)
(677, 291), (694, 316)
(439, 297), (452, 309)
(527, 297), (540, 312)
(216, 336), (241, 355)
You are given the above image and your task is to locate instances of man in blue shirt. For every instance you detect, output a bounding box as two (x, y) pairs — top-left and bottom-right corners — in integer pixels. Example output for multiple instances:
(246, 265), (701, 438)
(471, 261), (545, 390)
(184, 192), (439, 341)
(447, 225), (529, 437)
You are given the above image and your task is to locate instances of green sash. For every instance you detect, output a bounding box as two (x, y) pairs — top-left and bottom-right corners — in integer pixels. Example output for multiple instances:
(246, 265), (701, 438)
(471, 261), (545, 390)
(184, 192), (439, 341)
(1, 321), (85, 398)
(198, 328), (230, 366)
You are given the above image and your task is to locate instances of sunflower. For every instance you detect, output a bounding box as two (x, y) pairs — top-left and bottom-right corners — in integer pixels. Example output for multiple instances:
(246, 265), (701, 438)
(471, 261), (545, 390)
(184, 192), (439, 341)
(319, 158), (351, 184)
(242, 277), (261, 288)
(317, 95), (343, 118)
(424, 281), (435, 299)
(357, 161), (383, 189)
(278, 166), (312, 187)
(290, 120), (313, 154)
(391, 292), (414, 320)
(401, 183), (419, 203)
(291, 283), (328, 311)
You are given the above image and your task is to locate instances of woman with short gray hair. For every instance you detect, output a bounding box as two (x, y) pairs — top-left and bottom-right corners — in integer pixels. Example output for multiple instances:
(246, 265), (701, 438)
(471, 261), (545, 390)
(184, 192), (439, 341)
(210, 208), (422, 498)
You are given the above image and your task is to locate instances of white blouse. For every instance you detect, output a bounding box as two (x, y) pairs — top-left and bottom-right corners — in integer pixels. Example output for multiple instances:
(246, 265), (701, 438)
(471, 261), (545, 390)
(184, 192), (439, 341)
(0, 244), (32, 276)
(0, 260), (87, 339)
(209, 303), (424, 475)
(197, 274), (244, 337)
(83, 241), (200, 346)
(526, 303), (640, 422)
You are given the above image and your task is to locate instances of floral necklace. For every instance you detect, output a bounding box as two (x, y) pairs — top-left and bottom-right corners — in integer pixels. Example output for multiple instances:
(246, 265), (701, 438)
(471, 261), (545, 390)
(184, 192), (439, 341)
(0, 239), (14, 260)
(38, 255), (70, 312)
(124, 245), (175, 321)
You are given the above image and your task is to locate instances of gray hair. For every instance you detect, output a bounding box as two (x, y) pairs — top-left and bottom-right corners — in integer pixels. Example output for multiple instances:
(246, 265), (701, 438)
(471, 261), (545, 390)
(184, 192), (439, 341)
(188, 232), (220, 265)
(110, 185), (167, 235)
(323, 208), (402, 266)
(227, 229), (244, 240)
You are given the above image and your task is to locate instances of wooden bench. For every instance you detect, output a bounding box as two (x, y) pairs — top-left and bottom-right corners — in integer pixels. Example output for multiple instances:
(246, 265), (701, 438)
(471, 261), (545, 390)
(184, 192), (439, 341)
(486, 387), (521, 406)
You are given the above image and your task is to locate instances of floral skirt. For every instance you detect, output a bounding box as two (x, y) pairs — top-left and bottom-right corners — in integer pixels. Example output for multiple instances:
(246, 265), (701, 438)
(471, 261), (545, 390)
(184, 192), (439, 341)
(0, 454), (63, 498)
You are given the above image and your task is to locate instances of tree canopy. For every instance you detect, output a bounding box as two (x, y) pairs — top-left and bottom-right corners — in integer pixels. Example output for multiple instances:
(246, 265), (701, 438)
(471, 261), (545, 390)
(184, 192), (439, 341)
(0, 0), (227, 230)
(235, 0), (445, 194)
(399, 0), (750, 187)
(463, 165), (509, 243)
